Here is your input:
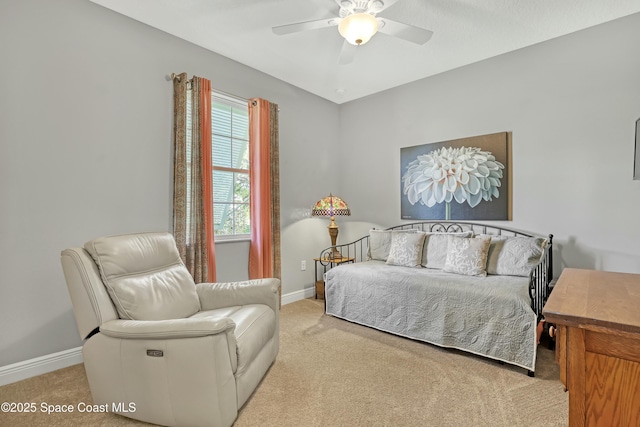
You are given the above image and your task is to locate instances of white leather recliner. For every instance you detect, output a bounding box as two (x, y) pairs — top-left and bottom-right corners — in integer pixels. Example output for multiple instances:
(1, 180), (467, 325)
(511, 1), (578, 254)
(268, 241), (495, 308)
(60, 232), (280, 427)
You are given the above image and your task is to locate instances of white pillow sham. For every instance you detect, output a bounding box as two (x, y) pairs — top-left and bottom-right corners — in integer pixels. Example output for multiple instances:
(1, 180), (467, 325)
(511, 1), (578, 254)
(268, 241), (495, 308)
(443, 236), (491, 277)
(480, 235), (548, 276)
(367, 229), (418, 262)
(386, 231), (427, 268)
(422, 231), (474, 269)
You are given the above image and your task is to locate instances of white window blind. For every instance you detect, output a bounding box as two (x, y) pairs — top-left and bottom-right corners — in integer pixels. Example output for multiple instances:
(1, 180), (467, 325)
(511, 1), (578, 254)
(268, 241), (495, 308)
(184, 90), (250, 240)
(211, 93), (250, 238)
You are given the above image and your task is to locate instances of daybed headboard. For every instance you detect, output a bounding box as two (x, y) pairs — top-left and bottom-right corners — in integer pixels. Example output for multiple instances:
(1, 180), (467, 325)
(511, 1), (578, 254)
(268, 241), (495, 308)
(318, 221), (553, 319)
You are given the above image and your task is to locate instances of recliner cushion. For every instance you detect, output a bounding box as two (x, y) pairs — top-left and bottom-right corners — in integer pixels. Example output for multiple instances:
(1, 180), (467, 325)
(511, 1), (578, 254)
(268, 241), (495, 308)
(192, 305), (276, 375)
(84, 232), (201, 320)
(228, 304), (276, 376)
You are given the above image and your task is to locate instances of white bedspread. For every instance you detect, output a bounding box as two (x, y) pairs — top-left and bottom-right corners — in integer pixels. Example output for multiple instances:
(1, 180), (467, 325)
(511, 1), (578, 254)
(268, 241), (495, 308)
(324, 261), (537, 371)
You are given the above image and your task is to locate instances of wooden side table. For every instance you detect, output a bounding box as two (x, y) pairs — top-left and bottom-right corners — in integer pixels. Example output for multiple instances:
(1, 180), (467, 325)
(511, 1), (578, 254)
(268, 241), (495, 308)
(313, 256), (355, 299)
(542, 268), (640, 427)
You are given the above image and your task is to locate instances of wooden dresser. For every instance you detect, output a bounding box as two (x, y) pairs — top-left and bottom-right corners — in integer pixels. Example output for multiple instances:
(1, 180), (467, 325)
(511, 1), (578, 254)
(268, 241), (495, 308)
(542, 268), (640, 427)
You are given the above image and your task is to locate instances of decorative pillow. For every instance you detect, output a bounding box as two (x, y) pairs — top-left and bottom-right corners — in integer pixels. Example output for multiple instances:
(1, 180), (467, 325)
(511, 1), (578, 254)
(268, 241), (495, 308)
(422, 231), (474, 269)
(481, 235), (548, 276)
(385, 231), (427, 268)
(443, 236), (491, 277)
(367, 229), (418, 261)
(84, 232), (201, 320)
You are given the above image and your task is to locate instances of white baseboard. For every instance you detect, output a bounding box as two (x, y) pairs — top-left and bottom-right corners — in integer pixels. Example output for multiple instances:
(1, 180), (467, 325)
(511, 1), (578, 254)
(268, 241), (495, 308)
(0, 346), (83, 387)
(0, 288), (314, 386)
(281, 286), (316, 305)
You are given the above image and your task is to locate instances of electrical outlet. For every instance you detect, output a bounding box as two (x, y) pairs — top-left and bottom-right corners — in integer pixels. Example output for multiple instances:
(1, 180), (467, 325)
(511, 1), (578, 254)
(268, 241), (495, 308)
(301, 260), (306, 271)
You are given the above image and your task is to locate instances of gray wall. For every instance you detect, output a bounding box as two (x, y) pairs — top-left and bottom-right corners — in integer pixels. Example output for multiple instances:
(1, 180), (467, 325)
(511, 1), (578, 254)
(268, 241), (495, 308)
(338, 12), (640, 275)
(0, 0), (340, 366)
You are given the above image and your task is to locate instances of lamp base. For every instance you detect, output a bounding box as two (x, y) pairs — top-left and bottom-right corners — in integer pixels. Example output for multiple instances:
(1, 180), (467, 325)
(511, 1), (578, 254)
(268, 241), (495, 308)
(328, 247), (343, 260)
(327, 217), (342, 260)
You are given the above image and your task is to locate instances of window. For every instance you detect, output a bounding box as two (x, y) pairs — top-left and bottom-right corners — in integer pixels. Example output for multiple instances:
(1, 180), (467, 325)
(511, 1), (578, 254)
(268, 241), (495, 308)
(185, 91), (250, 240)
(211, 93), (250, 239)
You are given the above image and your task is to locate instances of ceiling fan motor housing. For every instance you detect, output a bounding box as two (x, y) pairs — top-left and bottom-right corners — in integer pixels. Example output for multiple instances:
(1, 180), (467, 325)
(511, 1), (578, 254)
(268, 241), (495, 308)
(340, 0), (384, 16)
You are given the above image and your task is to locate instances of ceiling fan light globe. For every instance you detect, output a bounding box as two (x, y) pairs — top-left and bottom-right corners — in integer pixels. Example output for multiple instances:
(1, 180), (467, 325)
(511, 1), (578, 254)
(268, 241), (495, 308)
(338, 12), (379, 45)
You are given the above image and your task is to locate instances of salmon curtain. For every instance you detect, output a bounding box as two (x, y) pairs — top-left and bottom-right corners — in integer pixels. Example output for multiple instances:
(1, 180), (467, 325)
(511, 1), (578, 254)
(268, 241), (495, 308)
(172, 73), (216, 283)
(248, 98), (281, 281)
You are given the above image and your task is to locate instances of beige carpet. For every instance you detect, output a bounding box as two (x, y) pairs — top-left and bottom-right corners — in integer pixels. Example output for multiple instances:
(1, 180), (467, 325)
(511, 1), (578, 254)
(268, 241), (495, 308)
(0, 298), (568, 426)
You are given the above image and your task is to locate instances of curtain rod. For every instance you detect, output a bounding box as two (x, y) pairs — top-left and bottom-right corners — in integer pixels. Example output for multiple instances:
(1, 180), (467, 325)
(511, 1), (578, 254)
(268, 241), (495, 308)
(170, 73), (249, 102)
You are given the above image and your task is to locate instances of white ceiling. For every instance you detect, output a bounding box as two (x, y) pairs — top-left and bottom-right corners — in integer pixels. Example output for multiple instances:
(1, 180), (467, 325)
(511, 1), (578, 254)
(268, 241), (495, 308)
(90, 0), (640, 104)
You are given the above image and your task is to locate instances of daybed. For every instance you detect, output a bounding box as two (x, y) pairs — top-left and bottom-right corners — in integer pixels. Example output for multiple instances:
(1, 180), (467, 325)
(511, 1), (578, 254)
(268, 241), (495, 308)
(320, 221), (552, 375)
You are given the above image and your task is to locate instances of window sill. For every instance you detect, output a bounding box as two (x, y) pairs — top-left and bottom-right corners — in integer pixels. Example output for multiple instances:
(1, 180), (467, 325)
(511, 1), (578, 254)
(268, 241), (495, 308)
(215, 236), (251, 244)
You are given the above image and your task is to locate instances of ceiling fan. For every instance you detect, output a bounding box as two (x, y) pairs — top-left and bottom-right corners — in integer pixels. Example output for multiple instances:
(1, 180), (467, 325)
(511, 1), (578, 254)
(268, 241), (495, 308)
(272, 0), (433, 65)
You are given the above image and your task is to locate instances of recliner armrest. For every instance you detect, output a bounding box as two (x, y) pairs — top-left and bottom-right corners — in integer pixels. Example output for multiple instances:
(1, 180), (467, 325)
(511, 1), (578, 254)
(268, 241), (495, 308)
(99, 317), (240, 375)
(99, 317), (236, 340)
(196, 278), (280, 313)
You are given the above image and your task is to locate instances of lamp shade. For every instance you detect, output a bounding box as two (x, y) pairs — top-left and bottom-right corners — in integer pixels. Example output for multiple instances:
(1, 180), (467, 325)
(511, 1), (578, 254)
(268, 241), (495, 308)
(312, 194), (351, 218)
(338, 13), (379, 45)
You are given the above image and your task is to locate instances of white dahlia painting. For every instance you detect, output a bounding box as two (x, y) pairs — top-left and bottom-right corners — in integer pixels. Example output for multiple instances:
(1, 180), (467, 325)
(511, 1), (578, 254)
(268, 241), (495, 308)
(400, 133), (510, 221)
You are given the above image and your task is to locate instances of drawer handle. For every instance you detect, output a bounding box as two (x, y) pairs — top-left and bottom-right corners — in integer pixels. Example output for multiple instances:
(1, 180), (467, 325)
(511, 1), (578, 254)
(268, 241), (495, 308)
(549, 325), (556, 338)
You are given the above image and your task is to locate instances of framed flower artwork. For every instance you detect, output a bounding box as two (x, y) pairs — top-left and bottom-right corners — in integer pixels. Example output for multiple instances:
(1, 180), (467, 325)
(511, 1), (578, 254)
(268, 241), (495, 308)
(401, 132), (512, 221)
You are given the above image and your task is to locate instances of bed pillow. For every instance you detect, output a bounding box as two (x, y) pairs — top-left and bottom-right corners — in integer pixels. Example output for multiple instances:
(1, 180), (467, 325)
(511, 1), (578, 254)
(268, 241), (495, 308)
(422, 231), (474, 269)
(386, 231), (426, 268)
(481, 235), (548, 276)
(443, 236), (491, 277)
(367, 229), (418, 261)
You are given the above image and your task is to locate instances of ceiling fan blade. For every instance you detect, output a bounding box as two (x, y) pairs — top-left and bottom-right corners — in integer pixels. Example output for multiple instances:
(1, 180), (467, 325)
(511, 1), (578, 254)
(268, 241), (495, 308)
(377, 18), (433, 44)
(272, 18), (338, 36)
(338, 40), (357, 65)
